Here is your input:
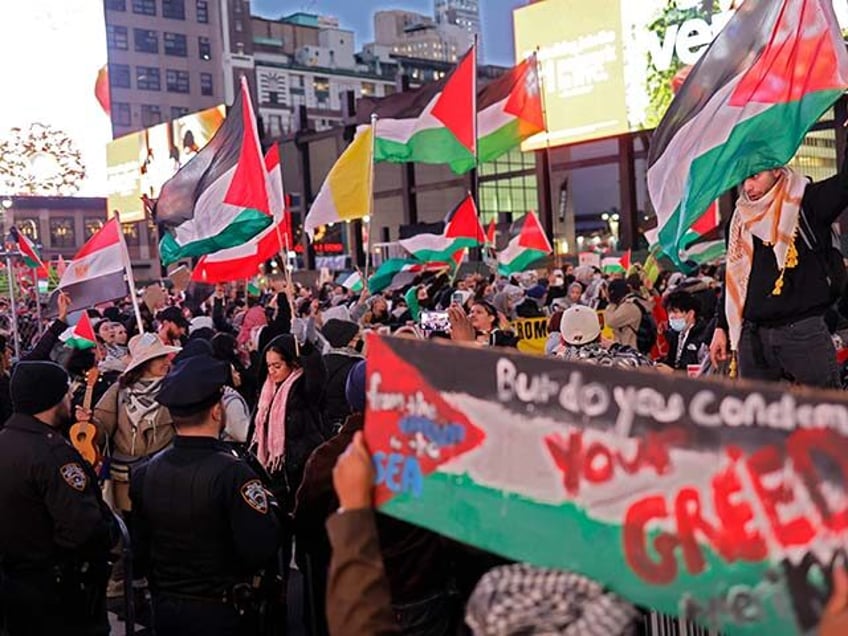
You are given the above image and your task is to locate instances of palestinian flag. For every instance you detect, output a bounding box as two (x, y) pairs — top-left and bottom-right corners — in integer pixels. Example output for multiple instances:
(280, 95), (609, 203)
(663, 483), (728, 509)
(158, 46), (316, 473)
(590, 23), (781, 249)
(398, 195), (485, 264)
(49, 218), (129, 316)
(9, 227), (48, 277)
(681, 239), (726, 266)
(362, 46), (476, 172)
(192, 145), (289, 283)
(368, 259), (448, 294)
(647, 0), (848, 266)
(456, 53), (545, 173)
(64, 312), (97, 350)
(497, 211), (553, 276)
(601, 250), (631, 275)
(337, 271), (364, 293)
(156, 77), (272, 265)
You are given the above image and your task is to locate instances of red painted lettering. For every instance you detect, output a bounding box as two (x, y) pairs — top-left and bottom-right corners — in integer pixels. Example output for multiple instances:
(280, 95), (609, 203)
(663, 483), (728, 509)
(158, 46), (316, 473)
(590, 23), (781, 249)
(623, 495), (679, 585)
(712, 452), (768, 562)
(787, 429), (848, 534)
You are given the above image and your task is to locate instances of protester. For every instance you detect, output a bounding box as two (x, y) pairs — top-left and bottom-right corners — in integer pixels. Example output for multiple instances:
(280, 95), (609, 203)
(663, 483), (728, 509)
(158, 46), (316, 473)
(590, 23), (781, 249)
(320, 318), (364, 434)
(156, 306), (189, 347)
(553, 306), (654, 368)
(709, 164), (848, 387)
(130, 353), (281, 634)
(603, 279), (644, 349)
(0, 361), (117, 635)
(662, 290), (709, 372)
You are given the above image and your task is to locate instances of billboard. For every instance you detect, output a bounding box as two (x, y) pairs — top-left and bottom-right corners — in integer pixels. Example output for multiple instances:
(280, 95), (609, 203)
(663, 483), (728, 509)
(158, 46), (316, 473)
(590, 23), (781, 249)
(514, 0), (848, 150)
(0, 1), (112, 197)
(106, 105), (225, 223)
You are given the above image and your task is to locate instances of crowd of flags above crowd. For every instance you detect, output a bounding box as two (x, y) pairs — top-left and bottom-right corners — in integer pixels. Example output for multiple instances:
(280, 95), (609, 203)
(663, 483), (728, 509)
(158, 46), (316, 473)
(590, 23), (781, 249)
(7, 0), (848, 316)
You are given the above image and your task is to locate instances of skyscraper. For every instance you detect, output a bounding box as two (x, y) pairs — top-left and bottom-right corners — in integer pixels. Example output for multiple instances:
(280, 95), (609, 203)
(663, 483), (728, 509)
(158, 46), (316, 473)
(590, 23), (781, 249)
(434, 0), (480, 42)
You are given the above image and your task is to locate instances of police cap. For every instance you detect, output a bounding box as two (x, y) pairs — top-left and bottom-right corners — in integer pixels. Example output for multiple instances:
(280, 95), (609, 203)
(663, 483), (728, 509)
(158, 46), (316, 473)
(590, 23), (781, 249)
(156, 354), (229, 417)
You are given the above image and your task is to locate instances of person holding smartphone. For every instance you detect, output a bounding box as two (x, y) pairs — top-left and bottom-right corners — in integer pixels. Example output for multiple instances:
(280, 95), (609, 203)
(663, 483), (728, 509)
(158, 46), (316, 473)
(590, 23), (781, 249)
(448, 301), (517, 348)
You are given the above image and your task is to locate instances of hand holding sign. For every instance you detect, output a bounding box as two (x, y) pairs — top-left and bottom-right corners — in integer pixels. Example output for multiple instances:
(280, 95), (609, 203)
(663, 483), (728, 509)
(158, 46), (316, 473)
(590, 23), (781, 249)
(821, 566), (848, 636)
(333, 431), (375, 511)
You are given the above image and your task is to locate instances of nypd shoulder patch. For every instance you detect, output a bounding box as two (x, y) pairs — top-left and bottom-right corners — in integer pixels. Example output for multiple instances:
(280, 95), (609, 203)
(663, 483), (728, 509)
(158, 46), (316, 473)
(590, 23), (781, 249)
(240, 479), (269, 514)
(60, 463), (88, 492)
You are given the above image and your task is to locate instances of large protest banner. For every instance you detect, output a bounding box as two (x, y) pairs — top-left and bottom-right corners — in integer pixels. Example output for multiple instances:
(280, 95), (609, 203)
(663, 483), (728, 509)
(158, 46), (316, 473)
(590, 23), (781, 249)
(365, 335), (848, 635)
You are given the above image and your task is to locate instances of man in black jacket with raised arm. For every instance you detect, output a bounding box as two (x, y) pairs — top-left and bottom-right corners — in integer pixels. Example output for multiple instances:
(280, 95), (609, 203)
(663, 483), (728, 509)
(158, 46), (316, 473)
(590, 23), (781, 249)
(709, 157), (848, 387)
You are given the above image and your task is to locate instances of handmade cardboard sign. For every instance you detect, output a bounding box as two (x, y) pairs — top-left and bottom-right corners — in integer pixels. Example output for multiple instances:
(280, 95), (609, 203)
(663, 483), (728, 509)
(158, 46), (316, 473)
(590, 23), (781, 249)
(364, 335), (848, 635)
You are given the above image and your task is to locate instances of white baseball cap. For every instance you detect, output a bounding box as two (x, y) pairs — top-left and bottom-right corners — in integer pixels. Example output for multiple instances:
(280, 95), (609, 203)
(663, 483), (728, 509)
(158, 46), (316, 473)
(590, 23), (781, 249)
(560, 306), (601, 345)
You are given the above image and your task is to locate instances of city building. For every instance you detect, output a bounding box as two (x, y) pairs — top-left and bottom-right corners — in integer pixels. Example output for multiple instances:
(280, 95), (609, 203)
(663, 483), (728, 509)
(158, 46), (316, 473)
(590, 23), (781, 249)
(371, 9), (473, 63)
(103, 0), (253, 138)
(434, 0), (481, 45)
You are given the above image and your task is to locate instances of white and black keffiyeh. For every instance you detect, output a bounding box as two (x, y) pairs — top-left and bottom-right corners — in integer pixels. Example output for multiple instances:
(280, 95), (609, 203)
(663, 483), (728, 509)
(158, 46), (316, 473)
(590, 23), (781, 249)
(465, 564), (639, 636)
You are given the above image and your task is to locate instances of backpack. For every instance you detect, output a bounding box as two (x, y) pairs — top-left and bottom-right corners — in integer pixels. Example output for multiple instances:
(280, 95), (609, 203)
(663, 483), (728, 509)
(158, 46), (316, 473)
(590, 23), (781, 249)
(626, 296), (658, 355)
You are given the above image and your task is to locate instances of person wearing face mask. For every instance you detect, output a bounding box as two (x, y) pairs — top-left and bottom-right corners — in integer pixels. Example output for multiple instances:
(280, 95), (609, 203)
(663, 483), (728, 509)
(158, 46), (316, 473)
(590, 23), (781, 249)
(130, 354), (282, 635)
(662, 290), (709, 372)
(0, 362), (118, 636)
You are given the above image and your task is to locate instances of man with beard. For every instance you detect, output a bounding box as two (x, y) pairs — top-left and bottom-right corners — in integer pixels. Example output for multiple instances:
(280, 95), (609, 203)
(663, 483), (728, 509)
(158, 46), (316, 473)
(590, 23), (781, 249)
(130, 354), (281, 635)
(156, 306), (189, 347)
(0, 361), (117, 635)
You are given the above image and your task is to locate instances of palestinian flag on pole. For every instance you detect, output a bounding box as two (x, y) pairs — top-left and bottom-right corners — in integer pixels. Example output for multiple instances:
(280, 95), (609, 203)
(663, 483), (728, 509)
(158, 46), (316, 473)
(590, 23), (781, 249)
(454, 53), (545, 173)
(362, 46), (476, 172)
(601, 250), (631, 275)
(398, 195), (485, 264)
(647, 0), (848, 267)
(9, 227), (48, 277)
(681, 238), (726, 266)
(497, 211), (553, 276)
(337, 271), (364, 293)
(50, 217), (129, 316)
(192, 145), (289, 283)
(63, 312), (97, 350)
(156, 77), (272, 265)
(368, 259), (449, 294)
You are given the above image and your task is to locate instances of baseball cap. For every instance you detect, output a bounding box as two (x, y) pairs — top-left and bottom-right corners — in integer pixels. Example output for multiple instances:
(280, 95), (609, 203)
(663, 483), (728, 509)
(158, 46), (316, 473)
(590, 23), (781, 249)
(560, 306), (601, 346)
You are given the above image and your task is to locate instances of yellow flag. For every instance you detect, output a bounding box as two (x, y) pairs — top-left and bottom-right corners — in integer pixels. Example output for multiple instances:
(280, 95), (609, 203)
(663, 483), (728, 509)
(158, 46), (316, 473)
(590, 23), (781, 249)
(304, 125), (373, 239)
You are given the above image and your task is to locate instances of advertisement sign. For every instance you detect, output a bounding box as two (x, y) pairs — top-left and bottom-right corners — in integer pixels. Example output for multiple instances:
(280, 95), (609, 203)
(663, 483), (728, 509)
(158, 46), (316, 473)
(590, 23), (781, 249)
(0, 1), (112, 197)
(106, 105), (225, 223)
(514, 0), (848, 149)
(366, 335), (848, 635)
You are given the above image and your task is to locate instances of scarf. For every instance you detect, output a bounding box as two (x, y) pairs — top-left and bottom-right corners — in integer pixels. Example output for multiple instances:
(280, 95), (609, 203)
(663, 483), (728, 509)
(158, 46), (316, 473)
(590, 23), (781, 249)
(237, 306), (268, 347)
(253, 368), (304, 473)
(123, 377), (165, 455)
(725, 167), (807, 351)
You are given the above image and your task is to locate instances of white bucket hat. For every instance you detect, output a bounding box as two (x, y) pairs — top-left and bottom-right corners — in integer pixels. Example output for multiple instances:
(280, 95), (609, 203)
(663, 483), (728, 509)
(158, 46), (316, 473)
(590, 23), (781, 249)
(123, 332), (181, 375)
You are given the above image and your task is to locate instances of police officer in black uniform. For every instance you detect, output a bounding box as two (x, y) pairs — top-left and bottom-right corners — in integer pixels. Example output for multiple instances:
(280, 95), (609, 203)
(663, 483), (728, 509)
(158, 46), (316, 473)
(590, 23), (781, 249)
(0, 361), (117, 636)
(130, 353), (282, 635)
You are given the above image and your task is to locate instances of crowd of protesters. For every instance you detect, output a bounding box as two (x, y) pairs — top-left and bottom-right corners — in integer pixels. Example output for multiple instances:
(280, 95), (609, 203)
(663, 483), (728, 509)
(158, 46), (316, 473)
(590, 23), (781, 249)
(1, 255), (848, 636)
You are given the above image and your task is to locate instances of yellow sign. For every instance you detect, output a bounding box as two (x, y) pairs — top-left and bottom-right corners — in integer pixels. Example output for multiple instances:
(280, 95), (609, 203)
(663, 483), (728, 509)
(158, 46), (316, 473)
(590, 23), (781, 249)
(511, 317), (549, 356)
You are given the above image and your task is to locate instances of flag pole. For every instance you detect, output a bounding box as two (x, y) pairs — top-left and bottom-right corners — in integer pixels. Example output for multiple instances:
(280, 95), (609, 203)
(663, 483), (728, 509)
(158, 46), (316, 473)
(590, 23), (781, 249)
(115, 212), (145, 336)
(471, 37), (480, 271)
(363, 113), (378, 287)
(32, 267), (43, 339)
(534, 47), (559, 260)
(6, 254), (20, 359)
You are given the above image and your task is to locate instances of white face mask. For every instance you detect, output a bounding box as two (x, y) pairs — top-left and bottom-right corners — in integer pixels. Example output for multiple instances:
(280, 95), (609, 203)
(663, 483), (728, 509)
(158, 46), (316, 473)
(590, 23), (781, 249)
(669, 317), (688, 332)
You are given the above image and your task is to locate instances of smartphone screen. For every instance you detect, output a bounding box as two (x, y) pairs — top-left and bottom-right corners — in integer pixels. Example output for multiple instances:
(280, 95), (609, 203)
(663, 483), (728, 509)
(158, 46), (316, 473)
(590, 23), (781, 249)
(419, 311), (451, 335)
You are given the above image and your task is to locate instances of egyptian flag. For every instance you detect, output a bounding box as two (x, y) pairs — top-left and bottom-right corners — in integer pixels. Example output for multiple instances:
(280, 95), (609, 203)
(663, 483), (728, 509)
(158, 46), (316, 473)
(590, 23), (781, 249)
(398, 195), (485, 264)
(48, 218), (129, 315)
(156, 77), (272, 265)
(647, 0), (848, 266)
(192, 145), (289, 282)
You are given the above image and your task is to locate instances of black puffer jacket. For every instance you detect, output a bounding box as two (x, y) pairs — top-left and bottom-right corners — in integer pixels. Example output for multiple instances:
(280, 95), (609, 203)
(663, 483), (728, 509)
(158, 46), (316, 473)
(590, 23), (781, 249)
(322, 349), (363, 432)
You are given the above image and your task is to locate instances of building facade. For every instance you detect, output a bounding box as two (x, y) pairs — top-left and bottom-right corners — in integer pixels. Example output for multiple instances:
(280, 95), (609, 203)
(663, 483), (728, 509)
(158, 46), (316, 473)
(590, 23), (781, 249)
(372, 9), (472, 63)
(434, 0), (481, 43)
(103, 0), (252, 138)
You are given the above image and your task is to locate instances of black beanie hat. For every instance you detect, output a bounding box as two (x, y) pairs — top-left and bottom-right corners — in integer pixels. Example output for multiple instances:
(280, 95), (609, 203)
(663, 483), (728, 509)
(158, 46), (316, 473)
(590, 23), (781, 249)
(11, 361), (69, 415)
(321, 319), (360, 348)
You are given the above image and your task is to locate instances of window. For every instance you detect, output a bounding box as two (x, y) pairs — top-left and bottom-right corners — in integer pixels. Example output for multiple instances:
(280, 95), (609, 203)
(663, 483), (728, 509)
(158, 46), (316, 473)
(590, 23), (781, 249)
(198, 36), (211, 60)
(134, 28), (159, 54)
(132, 0), (156, 16)
(313, 76), (329, 93)
(122, 224), (141, 246)
(105, 0), (127, 10)
(164, 32), (187, 56)
(267, 91), (280, 104)
(113, 102), (132, 126)
(171, 106), (190, 120)
(106, 25), (128, 49)
(267, 114), (283, 136)
(141, 104), (162, 126)
(166, 69), (190, 93)
(18, 219), (39, 241)
(195, 0), (208, 22)
(50, 218), (76, 249)
(136, 66), (161, 91)
(84, 218), (104, 239)
(234, 19), (243, 32)
(162, 0), (185, 19)
(109, 63), (131, 88)
(200, 72), (213, 96)
(361, 82), (376, 97)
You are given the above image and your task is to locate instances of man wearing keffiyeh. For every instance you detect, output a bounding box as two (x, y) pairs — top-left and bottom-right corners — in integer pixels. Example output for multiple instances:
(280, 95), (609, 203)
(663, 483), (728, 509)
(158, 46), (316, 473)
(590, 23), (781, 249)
(709, 160), (848, 388)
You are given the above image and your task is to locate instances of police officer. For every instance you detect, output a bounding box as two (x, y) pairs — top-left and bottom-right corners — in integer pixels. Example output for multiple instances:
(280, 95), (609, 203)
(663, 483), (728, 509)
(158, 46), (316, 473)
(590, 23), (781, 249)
(0, 361), (117, 636)
(130, 353), (282, 635)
